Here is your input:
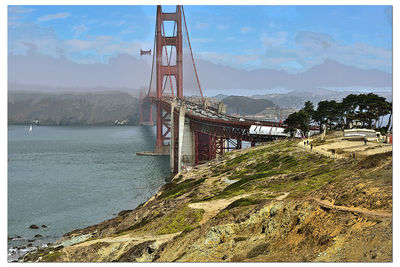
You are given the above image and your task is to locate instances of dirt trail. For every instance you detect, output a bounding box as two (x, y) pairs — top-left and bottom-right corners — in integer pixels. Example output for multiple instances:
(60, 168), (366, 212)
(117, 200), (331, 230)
(276, 192), (289, 201)
(311, 198), (392, 218)
(188, 194), (251, 224)
(73, 232), (179, 248)
(297, 141), (344, 159)
(297, 138), (391, 159)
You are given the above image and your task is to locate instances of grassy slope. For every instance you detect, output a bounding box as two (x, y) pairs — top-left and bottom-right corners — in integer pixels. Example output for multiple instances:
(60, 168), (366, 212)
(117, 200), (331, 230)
(27, 137), (392, 262)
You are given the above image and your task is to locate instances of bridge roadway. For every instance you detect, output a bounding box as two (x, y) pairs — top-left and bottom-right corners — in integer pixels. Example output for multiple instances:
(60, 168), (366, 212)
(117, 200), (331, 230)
(148, 95), (286, 143)
(142, 94), (319, 173)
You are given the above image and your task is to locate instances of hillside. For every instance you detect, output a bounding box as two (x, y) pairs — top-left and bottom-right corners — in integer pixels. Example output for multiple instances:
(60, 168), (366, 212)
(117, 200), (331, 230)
(8, 91), (140, 125)
(22, 133), (392, 262)
(221, 96), (276, 115)
(253, 90), (392, 109)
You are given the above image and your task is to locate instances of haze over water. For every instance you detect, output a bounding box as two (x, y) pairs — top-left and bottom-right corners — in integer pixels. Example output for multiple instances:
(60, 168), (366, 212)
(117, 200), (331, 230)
(8, 125), (169, 261)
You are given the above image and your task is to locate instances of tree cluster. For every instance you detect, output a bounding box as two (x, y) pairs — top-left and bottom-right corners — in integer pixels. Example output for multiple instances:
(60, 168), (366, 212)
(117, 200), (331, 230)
(284, 93), (392, 137)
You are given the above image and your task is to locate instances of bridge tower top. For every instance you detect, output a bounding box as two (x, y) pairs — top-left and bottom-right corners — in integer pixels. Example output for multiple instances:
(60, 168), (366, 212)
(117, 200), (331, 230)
(156, 5), (183, 99)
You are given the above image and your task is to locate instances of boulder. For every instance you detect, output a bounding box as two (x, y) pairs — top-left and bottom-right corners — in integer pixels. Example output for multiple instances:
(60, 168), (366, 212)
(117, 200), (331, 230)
(29, 225), (39, 229)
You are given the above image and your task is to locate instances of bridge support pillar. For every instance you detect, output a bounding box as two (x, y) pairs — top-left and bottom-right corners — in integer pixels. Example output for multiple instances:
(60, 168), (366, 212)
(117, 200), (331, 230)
(177, 105), (186, 172)
(170, 103), (195, 173)
(170, 100), (177, 172)
(139, 102), (154, 126)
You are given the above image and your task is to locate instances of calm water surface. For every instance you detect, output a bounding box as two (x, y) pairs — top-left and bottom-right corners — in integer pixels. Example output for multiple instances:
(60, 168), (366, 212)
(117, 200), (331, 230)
(8, 125), (169, 260)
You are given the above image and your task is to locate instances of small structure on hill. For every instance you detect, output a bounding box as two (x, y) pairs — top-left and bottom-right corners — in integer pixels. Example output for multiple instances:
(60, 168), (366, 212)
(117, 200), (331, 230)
(343, 128), (381, 142)
(348, 120), (363, 129)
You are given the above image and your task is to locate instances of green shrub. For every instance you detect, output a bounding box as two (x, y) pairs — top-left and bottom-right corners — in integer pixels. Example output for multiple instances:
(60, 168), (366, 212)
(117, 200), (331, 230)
(226, 198), (263, 209)
(234, 237), (247, 242)
(43, 251), (62, 262)
(156, 206), (204, 235)
(158, 178), (206, 199)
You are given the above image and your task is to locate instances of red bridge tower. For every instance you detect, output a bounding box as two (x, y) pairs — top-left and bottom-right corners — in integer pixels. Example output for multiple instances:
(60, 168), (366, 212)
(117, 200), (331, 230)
(155, 5), (183, 152)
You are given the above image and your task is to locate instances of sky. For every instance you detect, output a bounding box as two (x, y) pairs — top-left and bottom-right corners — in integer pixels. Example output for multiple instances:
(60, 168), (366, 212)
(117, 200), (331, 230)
(6, 4), (393, 93)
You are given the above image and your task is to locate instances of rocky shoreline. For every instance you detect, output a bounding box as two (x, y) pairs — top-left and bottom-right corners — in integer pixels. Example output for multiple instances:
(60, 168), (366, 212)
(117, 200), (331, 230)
(19, 135), (393, 262)
(8, 233), (53, 262)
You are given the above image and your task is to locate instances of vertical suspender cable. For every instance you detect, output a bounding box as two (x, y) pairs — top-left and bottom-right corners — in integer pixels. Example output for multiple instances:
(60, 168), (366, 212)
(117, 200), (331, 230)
(182, 6), (204, 101)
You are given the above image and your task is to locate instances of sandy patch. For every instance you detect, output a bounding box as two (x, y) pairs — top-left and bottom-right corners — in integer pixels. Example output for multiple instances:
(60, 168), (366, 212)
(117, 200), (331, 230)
(188, 194), (251, 225)
(276, 192), (289, 201)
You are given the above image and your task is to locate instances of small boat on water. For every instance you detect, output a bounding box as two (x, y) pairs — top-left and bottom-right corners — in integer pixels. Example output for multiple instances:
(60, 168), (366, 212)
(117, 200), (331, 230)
(29, 124), (32, 132)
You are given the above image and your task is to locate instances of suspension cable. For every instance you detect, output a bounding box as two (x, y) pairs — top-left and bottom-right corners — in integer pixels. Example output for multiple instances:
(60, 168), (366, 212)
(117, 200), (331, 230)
(147, 21), (157, 97)
(182, 6), (204, 101)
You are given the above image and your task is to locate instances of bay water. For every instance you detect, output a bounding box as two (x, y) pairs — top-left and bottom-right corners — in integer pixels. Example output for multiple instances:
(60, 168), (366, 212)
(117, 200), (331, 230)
(7, 125), (170, 261)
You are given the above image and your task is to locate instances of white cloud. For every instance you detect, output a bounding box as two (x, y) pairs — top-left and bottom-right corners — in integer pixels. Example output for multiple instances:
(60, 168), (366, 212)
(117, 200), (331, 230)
(38, 12), (70, 22)
(64, 39), (94, 52)
(9, 21), (152, 64)
(72, 25), (89, 38)
(8, 16), (23, 27)
(216, 24), (228, 31)
(261, 32), (288, 47)
(254, 30), (391, 73)
(8, 7), (35, 27)
(100, 20), (127, 27)
(8, 19), (392, 76)
(295, 31), (335, 51)
(292, 31), (392, 72)
(8, 6), (35, 14)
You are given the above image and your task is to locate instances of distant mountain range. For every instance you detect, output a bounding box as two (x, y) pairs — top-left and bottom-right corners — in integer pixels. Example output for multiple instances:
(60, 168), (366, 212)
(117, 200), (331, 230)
(8, 91), (140, 125)
(8, 88), (392, 126)
(220, 96), (276, 115)
(196, 59), (391, 92)
(8, 51), (392, 92)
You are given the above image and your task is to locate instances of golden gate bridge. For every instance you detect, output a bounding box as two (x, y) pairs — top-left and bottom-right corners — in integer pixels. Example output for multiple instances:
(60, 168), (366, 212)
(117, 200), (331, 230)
(138, 5), (318, 173)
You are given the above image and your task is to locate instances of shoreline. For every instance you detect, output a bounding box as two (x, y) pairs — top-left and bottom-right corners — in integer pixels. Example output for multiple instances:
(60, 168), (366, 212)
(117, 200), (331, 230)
(11, 172), (174, 263)
(14, 166), (176, 263)
(8, 125), (170, 262)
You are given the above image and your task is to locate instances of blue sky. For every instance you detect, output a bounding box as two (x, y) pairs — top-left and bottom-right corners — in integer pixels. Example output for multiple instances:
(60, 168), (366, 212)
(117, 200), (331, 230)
(8, 5), (392, 73)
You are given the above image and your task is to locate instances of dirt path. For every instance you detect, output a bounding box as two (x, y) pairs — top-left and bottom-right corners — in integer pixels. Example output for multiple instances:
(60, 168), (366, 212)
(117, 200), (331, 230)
(297, 138), (391, 159)
(188, 194), (251, 225)
(60, 231), (180, 262)
(276, 192), (289, 201)
(73, 232), (180, 248)
(311, 198), (392, 218)
(297, 141), (344, 159)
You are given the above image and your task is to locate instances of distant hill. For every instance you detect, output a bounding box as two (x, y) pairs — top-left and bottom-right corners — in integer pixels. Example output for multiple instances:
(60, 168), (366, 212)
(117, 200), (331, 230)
(221, 95), (276, 115)
(252, 90), (392, 109)
(8, 91), (140, 125)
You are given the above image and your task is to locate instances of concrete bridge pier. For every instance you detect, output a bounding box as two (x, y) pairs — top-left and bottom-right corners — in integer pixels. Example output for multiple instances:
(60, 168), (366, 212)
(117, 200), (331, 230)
(170, 100), (177, 173)
(170, 103), (196, 173)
